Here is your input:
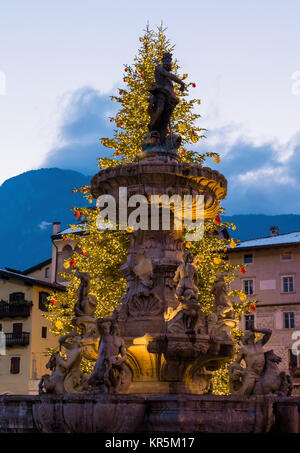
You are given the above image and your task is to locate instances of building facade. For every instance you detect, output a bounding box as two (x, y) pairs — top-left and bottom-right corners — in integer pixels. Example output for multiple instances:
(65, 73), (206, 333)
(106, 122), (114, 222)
(0, 269), (65, 394)
(229, 227), (300, 394)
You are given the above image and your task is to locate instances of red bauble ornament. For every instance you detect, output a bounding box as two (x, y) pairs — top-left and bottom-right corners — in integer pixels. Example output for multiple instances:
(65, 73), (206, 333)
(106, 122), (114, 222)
(116, 151), (120, 156)
(191, 130), (195, 135)
(74, 211), (80, 219)
(240, 267), (246, 275)
(214, 215), (221, 224)
(141, 74), (144, 78)
(119, 90), (123, 95)
(70, 259), (77, 267)
(210, 228), (215, 234)
(213, 290), (217, 295)
(51, 299), (57, 306)
(124, 68), (128, 72)
(72, 189), (76, 194)
(181, 150), (186, 155)
(192, 83), (196, 88)
(81, 251), (87, 256)
(63, 237), (67, 242)
(249, 304), (256, 312)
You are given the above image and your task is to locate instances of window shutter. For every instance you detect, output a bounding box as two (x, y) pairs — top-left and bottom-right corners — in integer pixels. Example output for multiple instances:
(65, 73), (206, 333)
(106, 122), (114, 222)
(10, 357), (20, 374)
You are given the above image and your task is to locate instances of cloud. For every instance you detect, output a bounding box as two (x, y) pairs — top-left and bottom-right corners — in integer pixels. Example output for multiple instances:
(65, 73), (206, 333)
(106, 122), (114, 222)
(200, 128), (300, 215)
(41, 85), (300, 215)
(38, 221), (52, 230)
(41, 86), (116, 175)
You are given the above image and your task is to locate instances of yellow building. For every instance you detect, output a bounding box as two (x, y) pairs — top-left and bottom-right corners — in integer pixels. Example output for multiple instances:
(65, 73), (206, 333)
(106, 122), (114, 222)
(0, 268), (65, 395)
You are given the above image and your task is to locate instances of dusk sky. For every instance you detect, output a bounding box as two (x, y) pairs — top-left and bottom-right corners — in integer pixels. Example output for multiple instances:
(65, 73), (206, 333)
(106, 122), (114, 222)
(1, 0), (300, 214)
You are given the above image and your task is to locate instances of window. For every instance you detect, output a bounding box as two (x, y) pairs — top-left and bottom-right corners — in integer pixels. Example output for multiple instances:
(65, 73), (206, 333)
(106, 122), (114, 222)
(243, 280), (254, 295)
(281, 251), (292, 261)
(244, 254), (253, 264)
(62, 245), (73, 260)
(45, 267), (50, 278)
(245, 315), (255, 330)
(12, 323), (23, 336)
(289, 349), (298, 370)
(31, 359), (37, 379)
(283, 276), (294, 293)
(10, 357), (20, 374)
(39, 292), (50, 311)
(41, 326), (47, 339)
(284, 312), (295, 329)
(9, 292), (24, 303)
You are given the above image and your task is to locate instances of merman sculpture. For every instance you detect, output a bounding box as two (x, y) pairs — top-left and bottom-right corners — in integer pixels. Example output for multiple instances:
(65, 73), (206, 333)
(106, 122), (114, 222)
(88, 316), (131, 393)
(229, 326), (292, 396)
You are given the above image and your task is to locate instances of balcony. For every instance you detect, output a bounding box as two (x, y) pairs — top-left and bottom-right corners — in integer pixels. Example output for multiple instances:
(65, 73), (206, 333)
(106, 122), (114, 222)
(5, 332), (30, 347)
(0, 301), (32, 318)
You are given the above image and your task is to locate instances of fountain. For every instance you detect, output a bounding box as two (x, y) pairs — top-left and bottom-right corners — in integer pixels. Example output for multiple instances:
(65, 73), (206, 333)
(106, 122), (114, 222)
(0, 52), (299, 434)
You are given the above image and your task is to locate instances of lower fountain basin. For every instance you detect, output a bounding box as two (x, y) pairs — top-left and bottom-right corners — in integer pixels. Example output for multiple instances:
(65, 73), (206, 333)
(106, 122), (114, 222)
(0, 394), (299, 433)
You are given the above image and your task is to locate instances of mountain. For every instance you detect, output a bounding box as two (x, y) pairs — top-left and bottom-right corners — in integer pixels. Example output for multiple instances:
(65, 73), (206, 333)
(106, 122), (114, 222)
(0, 168), (90, 270)
(1, 168), (300, 270)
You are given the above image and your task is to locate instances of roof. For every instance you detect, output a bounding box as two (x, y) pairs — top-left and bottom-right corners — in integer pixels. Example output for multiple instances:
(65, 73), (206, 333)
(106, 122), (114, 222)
(52, 224), (89, 239)
(0, 269), (66, 291)
(230, 231), (300, 252)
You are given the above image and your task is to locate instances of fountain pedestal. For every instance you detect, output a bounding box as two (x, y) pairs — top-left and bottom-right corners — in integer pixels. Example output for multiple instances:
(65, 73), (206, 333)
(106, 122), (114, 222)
(91, 146), (234, 394)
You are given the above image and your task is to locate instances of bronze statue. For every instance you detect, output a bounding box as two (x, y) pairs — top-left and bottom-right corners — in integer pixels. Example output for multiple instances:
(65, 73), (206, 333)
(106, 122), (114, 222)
(229, 327), (292, 396)
(147, 53), (185, 145)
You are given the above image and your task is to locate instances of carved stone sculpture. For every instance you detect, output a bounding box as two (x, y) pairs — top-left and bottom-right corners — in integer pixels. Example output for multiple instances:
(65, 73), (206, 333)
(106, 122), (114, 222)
(172, 251), (199, 333)
(38, 352), (67, 395)
(147, 52), (185, 145)
(72, 269), (99, 360)
(229, 327), (292, 396)
(173, 252), (198, 303)
(39, 329), (88, 394)
(88, 317), (131, 393)
(207, 275), (238, 341)
(74, 268), (97, 318)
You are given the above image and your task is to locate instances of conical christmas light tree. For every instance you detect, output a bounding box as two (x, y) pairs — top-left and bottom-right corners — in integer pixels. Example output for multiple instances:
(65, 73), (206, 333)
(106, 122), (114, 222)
(45, 24), (255, 390)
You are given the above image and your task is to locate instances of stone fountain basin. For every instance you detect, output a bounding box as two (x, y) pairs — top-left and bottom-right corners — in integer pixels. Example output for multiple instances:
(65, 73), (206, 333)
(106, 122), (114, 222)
(0, 394), (146, 433)
(0, 394), (299, 433)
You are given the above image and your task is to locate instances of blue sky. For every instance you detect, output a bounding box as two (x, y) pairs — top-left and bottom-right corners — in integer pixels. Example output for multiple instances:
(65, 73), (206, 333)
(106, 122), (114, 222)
(0, 0), (300, 214)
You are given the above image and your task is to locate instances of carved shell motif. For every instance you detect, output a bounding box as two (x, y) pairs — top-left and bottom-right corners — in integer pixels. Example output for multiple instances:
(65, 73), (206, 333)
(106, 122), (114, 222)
(128, 293), (162, 318)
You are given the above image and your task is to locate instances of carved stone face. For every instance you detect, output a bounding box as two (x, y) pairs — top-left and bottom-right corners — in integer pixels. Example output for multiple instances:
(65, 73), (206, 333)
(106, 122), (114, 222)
(113, 324), (121, 336)
(98, 322), (110, 335)
(242, 331), (255, 345)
